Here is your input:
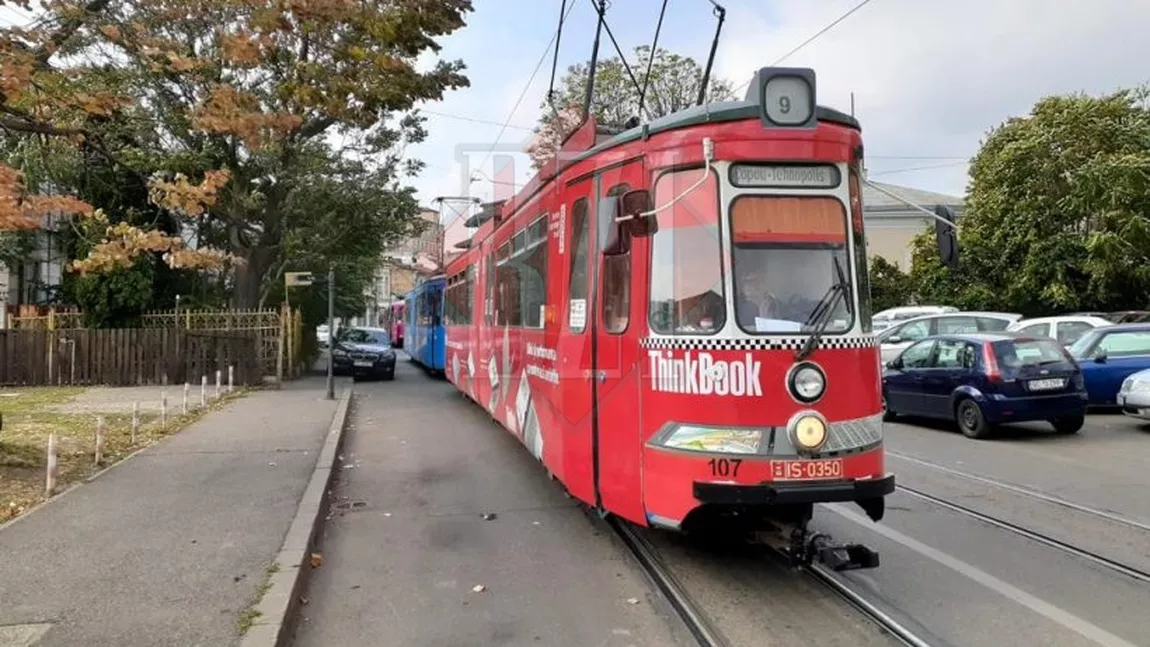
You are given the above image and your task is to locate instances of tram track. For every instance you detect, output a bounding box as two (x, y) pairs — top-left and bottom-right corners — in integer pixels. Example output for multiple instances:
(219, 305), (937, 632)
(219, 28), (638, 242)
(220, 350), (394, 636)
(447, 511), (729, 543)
(803, 563), (935, 647)
(608, 517), (731, 647)
(888, 451), (1150, 533)
(895, 484), (1150, 585)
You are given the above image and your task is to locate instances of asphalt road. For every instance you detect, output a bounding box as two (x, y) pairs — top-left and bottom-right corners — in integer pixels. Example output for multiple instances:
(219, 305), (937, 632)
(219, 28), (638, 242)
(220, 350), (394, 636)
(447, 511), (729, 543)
(295, 360), (1150, 647)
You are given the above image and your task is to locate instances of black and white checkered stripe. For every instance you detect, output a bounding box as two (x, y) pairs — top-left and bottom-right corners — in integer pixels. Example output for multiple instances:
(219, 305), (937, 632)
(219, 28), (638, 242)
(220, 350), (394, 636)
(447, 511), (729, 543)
(639, 335), (877, 351)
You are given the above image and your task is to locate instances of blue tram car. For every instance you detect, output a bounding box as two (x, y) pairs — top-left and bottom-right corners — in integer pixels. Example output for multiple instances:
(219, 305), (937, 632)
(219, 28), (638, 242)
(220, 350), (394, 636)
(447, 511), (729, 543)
(404, 275), (446, 374)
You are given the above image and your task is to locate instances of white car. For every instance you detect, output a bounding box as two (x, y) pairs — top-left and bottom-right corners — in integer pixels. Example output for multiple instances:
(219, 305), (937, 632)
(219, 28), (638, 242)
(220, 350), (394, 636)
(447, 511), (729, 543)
(317, 324), (330, 347)
(876, 311), (1023, 364)
(1006, 315), (1112, 347)
(872, 305), (957, 332)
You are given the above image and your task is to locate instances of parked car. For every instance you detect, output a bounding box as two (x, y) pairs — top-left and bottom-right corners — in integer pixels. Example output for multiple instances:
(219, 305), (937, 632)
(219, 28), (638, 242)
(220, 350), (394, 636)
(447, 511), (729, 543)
(872, 305), (957, 332)
(1067, 324), (1150, 406)
(1007, 315), (1112, 347)
(331, 327), (397, 381)
(1117, 367), (1150, 421)
(1108, 311), (1150, 324)
(316, 324), (330, 348)
(876, 311), (1023, 364)
(882, 332), (1087, 439)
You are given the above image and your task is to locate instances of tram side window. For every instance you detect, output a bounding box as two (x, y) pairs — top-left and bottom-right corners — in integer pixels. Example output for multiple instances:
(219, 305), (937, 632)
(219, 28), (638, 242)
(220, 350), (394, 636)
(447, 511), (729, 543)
(520, 215), (548, 329)
(484, 252), (495, 325)
(496, 242), (521, 326)
(601, 184), (630, 334)
(568, 198), (591, 333)
(648, 169), (724, 334)
(849, 167), (873, 333)
(463, 267), (475, 325)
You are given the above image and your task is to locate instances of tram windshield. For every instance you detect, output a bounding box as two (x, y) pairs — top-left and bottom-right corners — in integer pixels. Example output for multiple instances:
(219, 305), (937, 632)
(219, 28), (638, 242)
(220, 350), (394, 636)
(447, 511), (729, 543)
(729, 196), (855, 334)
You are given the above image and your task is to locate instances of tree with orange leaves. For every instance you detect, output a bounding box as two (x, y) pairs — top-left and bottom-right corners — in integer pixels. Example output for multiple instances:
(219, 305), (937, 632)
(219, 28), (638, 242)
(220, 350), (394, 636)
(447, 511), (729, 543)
(0, 0), (471, 307)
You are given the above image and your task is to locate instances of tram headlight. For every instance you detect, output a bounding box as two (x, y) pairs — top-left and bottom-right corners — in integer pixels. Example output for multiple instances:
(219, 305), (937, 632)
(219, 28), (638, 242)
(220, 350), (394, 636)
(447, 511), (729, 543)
(787, 362), (826, 403)
(787, 411), (828, 454)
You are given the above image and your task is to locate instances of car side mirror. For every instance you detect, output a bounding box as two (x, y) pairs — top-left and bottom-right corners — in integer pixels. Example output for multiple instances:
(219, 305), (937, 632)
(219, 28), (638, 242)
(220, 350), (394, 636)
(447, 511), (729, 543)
(1093, 350), (1107, 363)
(886, 335), (902, 344)
(885, 360), (900, 370)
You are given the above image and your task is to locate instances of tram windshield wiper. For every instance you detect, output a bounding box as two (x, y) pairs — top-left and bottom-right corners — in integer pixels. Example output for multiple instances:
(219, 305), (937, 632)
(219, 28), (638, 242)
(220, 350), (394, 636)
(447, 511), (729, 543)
(795, 257), (849, 362)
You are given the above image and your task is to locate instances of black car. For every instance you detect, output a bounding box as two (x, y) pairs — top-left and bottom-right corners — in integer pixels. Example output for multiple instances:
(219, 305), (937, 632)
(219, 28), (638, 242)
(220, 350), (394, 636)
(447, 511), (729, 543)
(331, 327), (396, 381)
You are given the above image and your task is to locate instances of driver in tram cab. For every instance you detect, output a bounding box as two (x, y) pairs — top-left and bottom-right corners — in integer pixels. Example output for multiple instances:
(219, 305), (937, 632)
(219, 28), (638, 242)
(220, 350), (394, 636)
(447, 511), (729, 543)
(734, 259), (781, 330)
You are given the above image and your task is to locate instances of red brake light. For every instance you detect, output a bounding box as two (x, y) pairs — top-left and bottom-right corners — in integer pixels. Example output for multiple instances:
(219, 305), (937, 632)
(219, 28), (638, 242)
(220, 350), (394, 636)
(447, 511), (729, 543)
(982, 343), (1001, 382)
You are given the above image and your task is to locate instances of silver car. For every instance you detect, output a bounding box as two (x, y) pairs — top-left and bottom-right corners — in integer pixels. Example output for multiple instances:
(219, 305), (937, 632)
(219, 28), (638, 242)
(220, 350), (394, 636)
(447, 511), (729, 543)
(876, 311), (1024, 364)
(1118, 368), (1150, 420)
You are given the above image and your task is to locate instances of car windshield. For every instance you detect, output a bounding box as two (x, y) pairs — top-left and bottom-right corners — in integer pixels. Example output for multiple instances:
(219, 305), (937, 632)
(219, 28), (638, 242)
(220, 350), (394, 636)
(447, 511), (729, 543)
(729, 196), (854, 334)
(1067, 329), (1102, 358)
(993, 338), (1070, 368)
(340, 329), (389, 345)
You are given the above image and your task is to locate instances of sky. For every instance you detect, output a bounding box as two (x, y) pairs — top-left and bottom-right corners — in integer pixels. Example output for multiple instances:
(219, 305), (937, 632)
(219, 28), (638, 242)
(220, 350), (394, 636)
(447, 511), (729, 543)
(410, 0), (1150, 229)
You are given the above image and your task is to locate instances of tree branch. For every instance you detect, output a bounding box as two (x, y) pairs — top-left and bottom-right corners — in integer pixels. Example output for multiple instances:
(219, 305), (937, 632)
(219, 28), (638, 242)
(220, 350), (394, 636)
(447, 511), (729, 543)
(34, 0), (116, 65)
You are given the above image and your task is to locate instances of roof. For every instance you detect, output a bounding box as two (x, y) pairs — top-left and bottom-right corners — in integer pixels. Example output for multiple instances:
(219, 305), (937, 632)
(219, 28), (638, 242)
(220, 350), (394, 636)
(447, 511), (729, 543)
(934, 331), (1036, 343)
(862, 181), (963, 212)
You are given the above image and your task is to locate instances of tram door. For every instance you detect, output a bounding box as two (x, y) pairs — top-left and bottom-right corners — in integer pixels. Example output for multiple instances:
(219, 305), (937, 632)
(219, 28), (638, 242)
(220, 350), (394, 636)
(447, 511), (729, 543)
(593, 159), (647, 524)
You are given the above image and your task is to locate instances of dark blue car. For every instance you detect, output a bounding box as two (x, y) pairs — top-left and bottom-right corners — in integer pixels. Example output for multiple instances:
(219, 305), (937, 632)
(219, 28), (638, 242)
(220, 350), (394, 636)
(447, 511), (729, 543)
(1066, 324), (1150, 406)
(882, 332), (1087, 439)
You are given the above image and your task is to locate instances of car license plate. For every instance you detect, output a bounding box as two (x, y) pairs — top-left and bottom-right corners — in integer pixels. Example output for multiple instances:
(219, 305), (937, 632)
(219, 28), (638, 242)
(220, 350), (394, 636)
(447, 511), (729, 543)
(1028, 378), (1064, 391)
(353, 360), (374, 367)
(771, 458), (844, 481)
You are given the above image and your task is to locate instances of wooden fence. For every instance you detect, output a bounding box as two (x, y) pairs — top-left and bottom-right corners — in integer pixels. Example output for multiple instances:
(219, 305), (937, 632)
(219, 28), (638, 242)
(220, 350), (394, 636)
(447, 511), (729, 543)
(5, 306), (306, 380)
(0, 329), (262, 387)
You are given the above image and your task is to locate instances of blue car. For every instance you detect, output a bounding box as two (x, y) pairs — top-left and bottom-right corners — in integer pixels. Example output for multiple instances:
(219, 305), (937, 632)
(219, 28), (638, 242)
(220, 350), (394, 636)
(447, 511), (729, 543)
(882, 332), (1088, 439)
(1067, 323), (1150, 406)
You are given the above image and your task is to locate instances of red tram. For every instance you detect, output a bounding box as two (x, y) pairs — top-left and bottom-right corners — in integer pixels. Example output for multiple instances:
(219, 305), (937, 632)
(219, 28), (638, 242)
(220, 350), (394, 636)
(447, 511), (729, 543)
(442, 67), (893, 570)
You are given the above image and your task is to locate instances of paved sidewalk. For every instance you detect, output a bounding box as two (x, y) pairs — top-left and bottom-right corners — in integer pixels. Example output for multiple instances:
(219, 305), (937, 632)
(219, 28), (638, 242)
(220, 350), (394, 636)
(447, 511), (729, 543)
(0, 376), (347, 647)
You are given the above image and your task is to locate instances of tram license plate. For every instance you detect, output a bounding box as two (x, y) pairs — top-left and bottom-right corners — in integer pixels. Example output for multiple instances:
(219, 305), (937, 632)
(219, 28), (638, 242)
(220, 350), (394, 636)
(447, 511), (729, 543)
(353, 360), (374, 368)
(1028, 378), (1064, 391)
(772, 458), (844, 481)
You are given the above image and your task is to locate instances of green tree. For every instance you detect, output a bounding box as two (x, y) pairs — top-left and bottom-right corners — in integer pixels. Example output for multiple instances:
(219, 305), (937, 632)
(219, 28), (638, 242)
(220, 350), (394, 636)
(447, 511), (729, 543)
(0, 0), (471, 308)
(907, 86), (1150, 315)
(868, 256), (915, 312)
(527, 46), (737, 167)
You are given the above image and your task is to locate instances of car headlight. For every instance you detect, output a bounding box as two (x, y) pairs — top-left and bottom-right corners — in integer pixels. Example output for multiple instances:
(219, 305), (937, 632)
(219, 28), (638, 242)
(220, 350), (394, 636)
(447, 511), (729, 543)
(788, 362), (826, 403)
(787, 410), (828, 454)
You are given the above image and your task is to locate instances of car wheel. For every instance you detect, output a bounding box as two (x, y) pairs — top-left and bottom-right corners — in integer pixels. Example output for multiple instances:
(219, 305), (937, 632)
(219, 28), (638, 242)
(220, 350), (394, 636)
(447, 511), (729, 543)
(1050, 414), (1084, 434)
(956, 398), (992, 439)
(383, 369), (395, 381)
(881, 393), (896, 422)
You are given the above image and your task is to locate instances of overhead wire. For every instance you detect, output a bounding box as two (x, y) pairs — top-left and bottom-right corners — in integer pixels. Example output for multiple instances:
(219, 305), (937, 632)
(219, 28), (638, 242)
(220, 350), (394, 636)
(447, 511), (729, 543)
(734, 0), (877, 94)
(637, 0), (669, 116)
(472, 0), (580, 186)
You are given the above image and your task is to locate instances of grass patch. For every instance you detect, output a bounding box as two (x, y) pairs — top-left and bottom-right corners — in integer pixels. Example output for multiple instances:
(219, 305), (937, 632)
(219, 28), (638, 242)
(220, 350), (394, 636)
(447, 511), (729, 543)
(237, 561), (279, 635)
(0, 385), (251, 524)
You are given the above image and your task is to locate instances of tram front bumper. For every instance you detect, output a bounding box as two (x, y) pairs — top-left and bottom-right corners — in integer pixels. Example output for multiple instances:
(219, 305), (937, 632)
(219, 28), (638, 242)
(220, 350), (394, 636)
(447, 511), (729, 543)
(693, 473), (895, 520)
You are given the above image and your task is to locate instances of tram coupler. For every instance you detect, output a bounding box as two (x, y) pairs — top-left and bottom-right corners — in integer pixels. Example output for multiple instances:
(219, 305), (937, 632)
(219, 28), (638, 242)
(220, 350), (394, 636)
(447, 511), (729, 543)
(787, 528), (880, 571)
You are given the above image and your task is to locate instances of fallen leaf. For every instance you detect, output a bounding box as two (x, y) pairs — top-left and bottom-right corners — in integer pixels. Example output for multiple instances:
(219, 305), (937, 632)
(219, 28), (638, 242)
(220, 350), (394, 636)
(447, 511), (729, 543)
(472, 585), (485, 593)
(626, 598), (639, 605)
(310, 553), (323, 568)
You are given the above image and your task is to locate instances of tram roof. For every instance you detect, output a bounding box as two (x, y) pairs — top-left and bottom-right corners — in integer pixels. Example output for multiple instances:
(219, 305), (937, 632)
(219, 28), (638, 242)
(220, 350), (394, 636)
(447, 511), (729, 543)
(468, 98), (860, 229)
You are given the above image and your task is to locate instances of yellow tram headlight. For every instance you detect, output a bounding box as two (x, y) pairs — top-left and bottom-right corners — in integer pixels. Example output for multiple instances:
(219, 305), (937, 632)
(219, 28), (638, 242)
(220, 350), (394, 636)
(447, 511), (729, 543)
(788, 411), (828, 453)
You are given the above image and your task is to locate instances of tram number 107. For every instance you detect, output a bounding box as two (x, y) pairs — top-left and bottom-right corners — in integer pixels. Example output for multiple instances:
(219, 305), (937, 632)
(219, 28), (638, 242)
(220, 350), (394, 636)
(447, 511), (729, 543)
(707, 458), (743, 478)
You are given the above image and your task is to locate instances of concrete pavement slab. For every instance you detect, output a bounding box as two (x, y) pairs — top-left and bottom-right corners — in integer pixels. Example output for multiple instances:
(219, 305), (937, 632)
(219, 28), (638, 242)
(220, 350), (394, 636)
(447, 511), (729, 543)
(291, 362), (693, 647)
(0, 376), (349, 647)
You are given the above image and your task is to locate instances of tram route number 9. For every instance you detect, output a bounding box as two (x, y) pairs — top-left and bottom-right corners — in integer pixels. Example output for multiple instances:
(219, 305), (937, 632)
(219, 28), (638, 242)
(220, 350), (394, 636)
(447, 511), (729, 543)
(707, 457), (743, 478)
(763, 76), (813, 126)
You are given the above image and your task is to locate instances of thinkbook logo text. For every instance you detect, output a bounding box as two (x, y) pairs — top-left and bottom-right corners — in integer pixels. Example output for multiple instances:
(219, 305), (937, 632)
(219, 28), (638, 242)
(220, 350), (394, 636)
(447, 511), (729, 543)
(647, 351), (763, 397)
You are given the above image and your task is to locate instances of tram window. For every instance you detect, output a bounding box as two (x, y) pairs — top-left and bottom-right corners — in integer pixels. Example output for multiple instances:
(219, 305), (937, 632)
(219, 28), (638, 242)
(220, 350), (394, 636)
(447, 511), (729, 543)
(497, 257), (521, 326)
(520, 216), (548, 329)
(849, 168), (873, 332)
(648, 168), (724, 335)
(601, 184), (631, 334)
(485, 252), (495, 325)
(568, 198), (590, 333)
(729, 196), (853, 335)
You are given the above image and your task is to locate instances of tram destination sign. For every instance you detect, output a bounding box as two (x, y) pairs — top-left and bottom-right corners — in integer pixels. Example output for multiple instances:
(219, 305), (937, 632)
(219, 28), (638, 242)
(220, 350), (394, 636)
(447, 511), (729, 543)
(729, 164), (841, 189)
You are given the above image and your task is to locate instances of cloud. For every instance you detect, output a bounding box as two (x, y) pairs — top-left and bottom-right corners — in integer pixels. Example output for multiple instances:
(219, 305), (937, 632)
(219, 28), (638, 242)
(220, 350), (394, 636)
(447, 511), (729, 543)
(716, 0), (1150, 196)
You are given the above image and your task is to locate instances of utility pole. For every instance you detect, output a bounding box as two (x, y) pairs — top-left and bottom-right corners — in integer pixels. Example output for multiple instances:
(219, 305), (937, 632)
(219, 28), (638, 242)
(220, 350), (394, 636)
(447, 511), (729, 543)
(326, 263), (335, 400)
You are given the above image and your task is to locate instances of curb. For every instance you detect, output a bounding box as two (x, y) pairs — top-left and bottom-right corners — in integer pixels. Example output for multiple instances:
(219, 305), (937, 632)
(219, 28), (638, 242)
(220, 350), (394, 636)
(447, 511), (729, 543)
(239, 384), (353, 647)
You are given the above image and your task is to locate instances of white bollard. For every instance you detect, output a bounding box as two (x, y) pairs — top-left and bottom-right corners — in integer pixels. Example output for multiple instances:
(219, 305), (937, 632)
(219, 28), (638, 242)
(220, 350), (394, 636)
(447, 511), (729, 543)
(131, 402), (140, 443)
(161, 391), (168, 429)
(228, 365), (234, 392)
(200, 376), (207, 406)
(94, 416), (106, 466)
(215, 370), (221, 398)
(183, 382), (189, 414)
(45, 434), (58, 496)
